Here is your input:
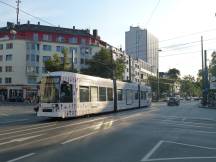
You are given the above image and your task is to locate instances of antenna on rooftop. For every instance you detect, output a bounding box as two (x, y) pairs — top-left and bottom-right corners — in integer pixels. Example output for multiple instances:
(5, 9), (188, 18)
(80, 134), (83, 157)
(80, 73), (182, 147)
(16, 0), (21, 24)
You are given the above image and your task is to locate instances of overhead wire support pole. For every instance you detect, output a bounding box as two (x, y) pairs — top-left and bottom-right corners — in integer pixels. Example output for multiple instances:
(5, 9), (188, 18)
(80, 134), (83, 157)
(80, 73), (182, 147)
(111, 50), (117, 112)
(204, 50), (209, 106)
(16, 0), (21, 24)
(201, 36), (205, 105)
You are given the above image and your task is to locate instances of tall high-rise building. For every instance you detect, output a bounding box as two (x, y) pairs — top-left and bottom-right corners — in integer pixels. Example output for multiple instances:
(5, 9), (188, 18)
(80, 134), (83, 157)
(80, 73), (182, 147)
(125, 26), (159, 75)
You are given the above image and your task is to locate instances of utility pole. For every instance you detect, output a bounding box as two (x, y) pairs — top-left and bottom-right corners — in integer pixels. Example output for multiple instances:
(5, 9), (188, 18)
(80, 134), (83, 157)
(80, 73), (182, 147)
(203, 50), (209, 105)
(201, 36), (205, 105)
(111, 50), (117, 112)
(16, 0), (21, 24)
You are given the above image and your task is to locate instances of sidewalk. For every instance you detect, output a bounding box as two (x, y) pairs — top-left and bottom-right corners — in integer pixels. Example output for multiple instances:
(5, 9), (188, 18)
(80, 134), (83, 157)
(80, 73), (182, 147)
(199, 104), (216, 109)
(0, 101), (37, 107)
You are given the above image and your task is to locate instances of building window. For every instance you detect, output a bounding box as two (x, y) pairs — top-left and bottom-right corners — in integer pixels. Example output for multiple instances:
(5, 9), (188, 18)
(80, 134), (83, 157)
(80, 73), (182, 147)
(99, 87), (106, 101)
(0, 66), (2, 72)
(42, 34), (52, 41)
(80, 38), (86, 45)
(31, 55), (35, 62)
(0, 44), (3, 50)
(80, 58), (84, 64)
(30, 43), (40, 50)
(43, 45), (52, 51)
(80, 86), (90, 102)
(6, 54), (12, 61)
(28, 77), (37, 84)
(0, 78), (2, 84)
(0, 55), (3, 61)
(56, 46), (64, 52)
(36, 55), (40, 62)
(26, 55), (30, 61)
(43, 56), (51, 62)
(69, 47), (77, 53)
(33, 33), (38, 41)
(69, 37), (78, 44)
(6, 43), (13, 49)
(5, 66), (12, 72)
(5, 77), (12, 84)
(56, 36), (64, 43)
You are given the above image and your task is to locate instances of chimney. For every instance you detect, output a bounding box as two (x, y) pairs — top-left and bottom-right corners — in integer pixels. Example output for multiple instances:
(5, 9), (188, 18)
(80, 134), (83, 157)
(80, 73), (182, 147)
(93, 29), (98, 38)
(73, 26), (75, 30)
(38, 22), (40, 25)
(27, 20), (30, 24)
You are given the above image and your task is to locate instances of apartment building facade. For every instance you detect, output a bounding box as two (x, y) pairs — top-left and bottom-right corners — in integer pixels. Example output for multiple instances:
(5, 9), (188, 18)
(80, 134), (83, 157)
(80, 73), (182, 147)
(0, 22), (106, 101)
(125, 26), (159, 75)
(0, 22), (156, 101)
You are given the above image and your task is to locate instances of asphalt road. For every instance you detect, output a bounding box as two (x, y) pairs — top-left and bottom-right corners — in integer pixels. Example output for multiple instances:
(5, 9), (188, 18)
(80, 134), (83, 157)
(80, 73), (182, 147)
(1, 101), (216, 162)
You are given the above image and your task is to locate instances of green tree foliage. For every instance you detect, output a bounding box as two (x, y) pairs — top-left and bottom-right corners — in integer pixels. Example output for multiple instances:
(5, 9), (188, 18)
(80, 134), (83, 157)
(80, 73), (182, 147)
(168, 68), (180, 80)
(180, 75), (201, 97)
(209, 51), (216, 77)
(148, 76), (174, 97)
(81, 48), (126, 80)
(44, 53), (62, 72)
(44, 47), (77, 72)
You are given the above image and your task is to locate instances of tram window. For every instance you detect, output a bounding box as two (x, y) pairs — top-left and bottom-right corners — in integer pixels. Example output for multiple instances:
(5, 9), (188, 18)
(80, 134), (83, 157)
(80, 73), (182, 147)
(117, 89), (123, 101)
(60, 83), (73, 103)
(135, 91), (139, 100)
(141, 91), (146, 100)
(80, 86), (90, 102)
(99, 87), (106, 101)
(91, 86), (98, 102)
(126, 89), (133, 105)
(107, 88), (113, 101)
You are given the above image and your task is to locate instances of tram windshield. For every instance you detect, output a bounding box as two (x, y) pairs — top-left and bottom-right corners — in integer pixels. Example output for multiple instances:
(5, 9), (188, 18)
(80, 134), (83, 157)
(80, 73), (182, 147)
(40, 77), (60, 103)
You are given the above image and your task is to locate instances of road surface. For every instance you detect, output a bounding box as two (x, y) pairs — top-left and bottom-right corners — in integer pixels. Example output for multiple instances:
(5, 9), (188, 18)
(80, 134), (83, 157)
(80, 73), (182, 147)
(0, 101), (216, 162)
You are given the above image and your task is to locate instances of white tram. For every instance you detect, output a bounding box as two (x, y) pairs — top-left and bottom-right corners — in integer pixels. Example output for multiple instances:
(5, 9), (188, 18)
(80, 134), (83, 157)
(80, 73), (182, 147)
(37, 71), (151, 118)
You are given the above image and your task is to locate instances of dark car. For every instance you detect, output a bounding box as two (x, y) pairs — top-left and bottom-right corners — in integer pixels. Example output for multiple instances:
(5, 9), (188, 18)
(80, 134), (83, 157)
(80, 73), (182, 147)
(167, 97), (180, 106)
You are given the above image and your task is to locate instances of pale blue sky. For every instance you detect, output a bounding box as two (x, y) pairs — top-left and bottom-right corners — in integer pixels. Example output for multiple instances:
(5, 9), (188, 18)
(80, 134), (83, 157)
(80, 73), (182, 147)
(1, 0), (216, 77)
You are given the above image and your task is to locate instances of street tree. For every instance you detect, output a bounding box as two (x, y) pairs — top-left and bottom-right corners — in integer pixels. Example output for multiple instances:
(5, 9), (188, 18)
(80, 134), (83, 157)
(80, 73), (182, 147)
(44, 47), (76, 72)
(209, 51), (216, 77)
(180, 75), (201, 97)
(81, 48), (126, 80)
(168, 68), (180, 80)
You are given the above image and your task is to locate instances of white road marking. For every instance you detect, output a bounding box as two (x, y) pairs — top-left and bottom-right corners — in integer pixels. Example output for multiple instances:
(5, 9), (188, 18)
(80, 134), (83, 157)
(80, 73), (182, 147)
(0, 122), (57, 134)
(0, 112), (144, 152)
(0, 134), (43, 146)
(0, 123), (57, 136)
(141, 140), (164, 161)
(142, 156), (216, 161)
(164, 140), (216, 150)
(62, 113), (142, 145)
(0, 113), (8, 117)
(62, 131), (97, 144)
(189, 130), (216, 134)
(159, 121), (214, 129)
(7, 153), (35, 162)
(0, 119), (29, 124)
(160, 115), (216, 123)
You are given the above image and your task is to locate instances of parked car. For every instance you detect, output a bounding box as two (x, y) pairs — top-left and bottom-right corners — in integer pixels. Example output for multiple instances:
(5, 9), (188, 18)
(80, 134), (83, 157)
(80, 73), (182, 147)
(167, 97), (180, 106)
